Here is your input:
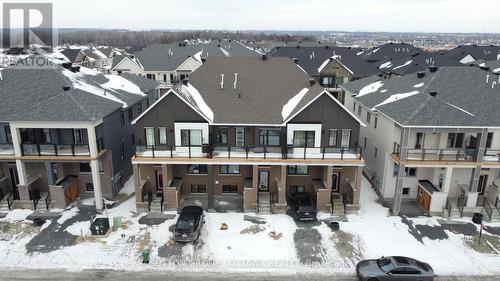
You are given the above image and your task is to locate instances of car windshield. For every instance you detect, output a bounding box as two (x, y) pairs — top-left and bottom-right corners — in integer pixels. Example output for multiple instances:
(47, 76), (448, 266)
(177, 218), (195, 232)
(377, 257), (396, 272)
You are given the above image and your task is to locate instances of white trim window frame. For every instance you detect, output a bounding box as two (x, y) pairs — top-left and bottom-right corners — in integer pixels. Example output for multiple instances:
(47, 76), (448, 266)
(328, 129), (338, 147)
(235, 127), (245, 147)
(341, 129), (351, 148)
(158, 127), (167, 145)
(145, 127), (155, 147)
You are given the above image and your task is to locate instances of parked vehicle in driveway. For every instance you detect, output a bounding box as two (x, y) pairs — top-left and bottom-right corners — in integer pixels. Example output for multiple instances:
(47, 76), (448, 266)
(173, 206), (204, 242)
(288, 192), (317, 220)
(356, 256), (434, 281)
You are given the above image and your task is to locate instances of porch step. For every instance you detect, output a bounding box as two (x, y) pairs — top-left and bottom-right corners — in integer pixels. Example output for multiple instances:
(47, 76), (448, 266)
(258, 192), (271, 215)
(0, 193), (11, 210)
(330, 197), (345, 216)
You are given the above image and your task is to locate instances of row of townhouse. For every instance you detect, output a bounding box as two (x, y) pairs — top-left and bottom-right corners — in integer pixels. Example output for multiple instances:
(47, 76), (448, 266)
(130, 55), (366, 214)
(60, 45), (122, 73)
(109, 40), (261, 97)
(0, 62), (156, 211)
(341, 65), (500, 220)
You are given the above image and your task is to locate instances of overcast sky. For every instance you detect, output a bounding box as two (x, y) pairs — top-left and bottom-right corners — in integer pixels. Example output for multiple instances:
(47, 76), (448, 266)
(50, 0), (499, 33)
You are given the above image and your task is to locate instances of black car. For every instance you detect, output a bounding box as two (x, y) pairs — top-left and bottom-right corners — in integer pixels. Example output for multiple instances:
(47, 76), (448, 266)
(288, 192), (317, 220)
(356, 256), (434, 281)
(173, 206), (204, 242)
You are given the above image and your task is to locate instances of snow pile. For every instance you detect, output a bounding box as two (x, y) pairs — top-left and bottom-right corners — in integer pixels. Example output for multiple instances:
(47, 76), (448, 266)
(102, 74), (146, 97)
(177, 83), (214, 122)
(57, 206), (79, 224)
(119, 177), (135, 196)
(392, 60), (413, 70)
(65, 221), (91, 236)
(357, 81), (384, 97)
(372, 91), (419, 109)
(281, 87), (309, 120)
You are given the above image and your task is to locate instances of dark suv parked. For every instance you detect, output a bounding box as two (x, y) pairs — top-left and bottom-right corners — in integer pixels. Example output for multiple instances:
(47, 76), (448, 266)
(173, 206), (204, 242)
(288, 192), (317, 221)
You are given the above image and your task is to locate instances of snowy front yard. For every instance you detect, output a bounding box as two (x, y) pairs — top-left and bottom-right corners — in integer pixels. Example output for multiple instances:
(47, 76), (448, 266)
(0, 177), (499, 275)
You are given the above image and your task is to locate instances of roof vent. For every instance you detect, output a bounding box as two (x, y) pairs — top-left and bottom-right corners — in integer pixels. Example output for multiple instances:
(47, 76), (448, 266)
(411, 52), (420, 57)
(377, 73), (383, 78)
(233, 73), (238, 90)
(480, 66), (490, 71)
(429, 91), (438, 97)
(325, 45), (329, 49)
(182, 78), (189, 86)
(62, 86), (71, 91)
(262, 54), (267, 61)
(293, 58), (299, 64)
(70, 66), (80, 73)
(417, 71), (426, 79)
(309, 78), (316, 86)
(62, 62), (72, 70)
(201, 57), (206, 63)
(220, 74), (224, 89)
(429, 66), (438, 73)
(296, 45), (300, 49)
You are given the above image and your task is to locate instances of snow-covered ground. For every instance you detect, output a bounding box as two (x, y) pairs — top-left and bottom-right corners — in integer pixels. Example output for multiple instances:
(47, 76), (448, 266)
(0, 177), (498, 275)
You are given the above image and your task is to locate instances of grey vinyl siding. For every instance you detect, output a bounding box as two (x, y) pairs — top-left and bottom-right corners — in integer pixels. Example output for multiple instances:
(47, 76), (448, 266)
(289, 94), (360, 147)
(0, 123), (9, 143)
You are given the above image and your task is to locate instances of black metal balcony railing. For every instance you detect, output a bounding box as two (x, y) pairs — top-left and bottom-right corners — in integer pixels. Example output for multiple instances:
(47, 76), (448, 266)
(0, 143), (14, 155)
(21, 143), (91, 157)
(393, 146), (478, 162)
(135, 145), (363, 161)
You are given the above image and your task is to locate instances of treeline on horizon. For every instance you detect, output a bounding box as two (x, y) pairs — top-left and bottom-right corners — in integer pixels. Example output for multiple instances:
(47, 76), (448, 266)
(56, 30), (316, 48)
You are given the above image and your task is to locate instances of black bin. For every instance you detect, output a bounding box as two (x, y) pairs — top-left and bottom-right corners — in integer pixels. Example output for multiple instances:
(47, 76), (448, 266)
(90, 218), (110, 236)
(472, 213), (483, 225)
(329, 221), (340, 231)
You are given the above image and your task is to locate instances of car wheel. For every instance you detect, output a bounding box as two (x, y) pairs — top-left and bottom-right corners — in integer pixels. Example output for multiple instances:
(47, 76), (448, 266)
(367, 278), (379, 281)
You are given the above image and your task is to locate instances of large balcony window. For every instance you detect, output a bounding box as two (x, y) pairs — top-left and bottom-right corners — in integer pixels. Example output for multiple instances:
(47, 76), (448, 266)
(259, 129), (280, 146)
(181, 129), (203, 146)
(293, 131), (315, 147)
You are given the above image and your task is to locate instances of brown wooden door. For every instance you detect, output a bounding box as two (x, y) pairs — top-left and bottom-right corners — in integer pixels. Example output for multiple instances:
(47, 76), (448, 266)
(416, 187), (431, 211)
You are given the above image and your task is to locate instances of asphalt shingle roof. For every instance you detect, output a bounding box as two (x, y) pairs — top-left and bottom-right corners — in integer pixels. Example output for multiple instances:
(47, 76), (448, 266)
(171, 57), (327, 125)
(341, 66), (500, 127)
(380, 52), (462, 76)
(361, 43), (424, 66)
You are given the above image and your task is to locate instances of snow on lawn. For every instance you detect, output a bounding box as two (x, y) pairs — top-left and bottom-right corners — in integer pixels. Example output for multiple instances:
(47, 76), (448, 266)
(341, 177), (500, 275)
(199, 213), (298, 263)
(119, 177), (135, 196)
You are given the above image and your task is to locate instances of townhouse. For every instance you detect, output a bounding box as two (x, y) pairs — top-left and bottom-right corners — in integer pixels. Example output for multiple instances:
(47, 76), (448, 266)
(110, 40), (261, 97)
(0, 63), (156, 212)
(378, 52), (462, 78)
(60, 45), (121, 73)
(442, 44), (500, 64)
(341, 65), (500, 220)
(131, 55), (365, 214)
(269, 46), (377, 103)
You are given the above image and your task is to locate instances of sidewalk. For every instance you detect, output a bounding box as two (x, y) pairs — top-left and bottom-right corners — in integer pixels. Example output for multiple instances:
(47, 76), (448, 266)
(0, 177), (499, 275)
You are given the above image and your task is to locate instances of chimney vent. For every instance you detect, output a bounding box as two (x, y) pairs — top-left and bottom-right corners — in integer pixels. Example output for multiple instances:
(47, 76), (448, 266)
(486, 74), (490, 84)
(293, 58), (299, 64)
(220, 74), (224, 89)
(417, 72), (426, 79)
(262, 54), (267, 61)
(480, 66), (490, 71)
(377, 73), (384, 78)
(201, 57), (206, 63)
(182, 78), (189, 86)
(325, 45), (329, 49)
(429, 91), (438, 97)
(62, 86), (71, 91)
(309, 79), (316, 86)
(429, 66), (438, 73)
(233, 73), (238, 90)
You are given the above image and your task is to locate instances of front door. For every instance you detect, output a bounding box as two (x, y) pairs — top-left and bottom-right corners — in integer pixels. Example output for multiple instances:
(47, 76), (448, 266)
(9, 168), (19, 199)
(331, 172), (340, 193)
(155, 170), (164, 193)
(258, 171), (269, 191)
(478, 175), (488, 195)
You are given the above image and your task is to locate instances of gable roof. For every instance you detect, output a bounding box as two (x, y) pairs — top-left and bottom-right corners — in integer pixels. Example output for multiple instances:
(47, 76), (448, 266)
(0, 66), (147, 123)
(341, 66), (500, 127)
(119, 72), (157, 93)
(443, 45), (500, 63)
(269, 46), (367, 76)
(60, 49), (82, 63)
(360, 43), (424, 66)
(379, 52), (462, 76)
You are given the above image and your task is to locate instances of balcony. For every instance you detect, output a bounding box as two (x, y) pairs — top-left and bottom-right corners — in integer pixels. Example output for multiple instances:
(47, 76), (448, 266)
(134, 145), (362, 163)
(392, 143), (478, 165)
(0, 143), (14, 156)
(484, 149), (500, 162)
(21, 143), (91, 157)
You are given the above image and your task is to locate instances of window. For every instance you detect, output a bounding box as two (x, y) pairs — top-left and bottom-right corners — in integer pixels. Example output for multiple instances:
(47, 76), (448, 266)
(259, 129), (280, 146)
(220, 165), (240, 174)
(190, 184), (206, 193)
(128, 108), (133, 121)
(447, 133), (464, 148)
(328, 129), (338, 147)
(169, 74), (174, 82)
(357, 106), (362, 116)
(405, 167), (417, 177)
(181, 129), (203, 146)
(235, 127), (245, 147)
(363, 136), (367, 150)
(131, 134), (135, 146)
(85, 183), (94, 192)
(366, 112), (371, 124)
(393, 164), (400, 177)
(374, 117), (378, 129)
(321, 76), (334, 87)
(374, 146), (378, 159)
(486, 132), (494, 148)
(4, 126), (12, 143)
(42, 128), (51, 143)
(341, 129), (351, 147)
(288, 165), (309, 175)
(289, 186), (305, 193)
(121, 112), (125, 126)
(158, 127), (167, 145)
(402, 188), (410, 195)
(353, 102), (356, 112)
(415, 132), (424, 149)
(73, 129), (86, 144)
(146, 73), (156, 80)
(293, 131), (315, 147)
(137, 102), (143, 114)
(163, 74), (167, 82)
(120, 140), (125, 161)
(145, 128), (155, 147)
(222, 185), (238, 194)
(218, 127), (228, 144)
(80, 163), (91, 172)
(187, 164), (207, 174)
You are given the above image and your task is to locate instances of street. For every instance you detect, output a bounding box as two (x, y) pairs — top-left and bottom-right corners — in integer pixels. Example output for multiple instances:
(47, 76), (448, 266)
(0, 270), (499, 281)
